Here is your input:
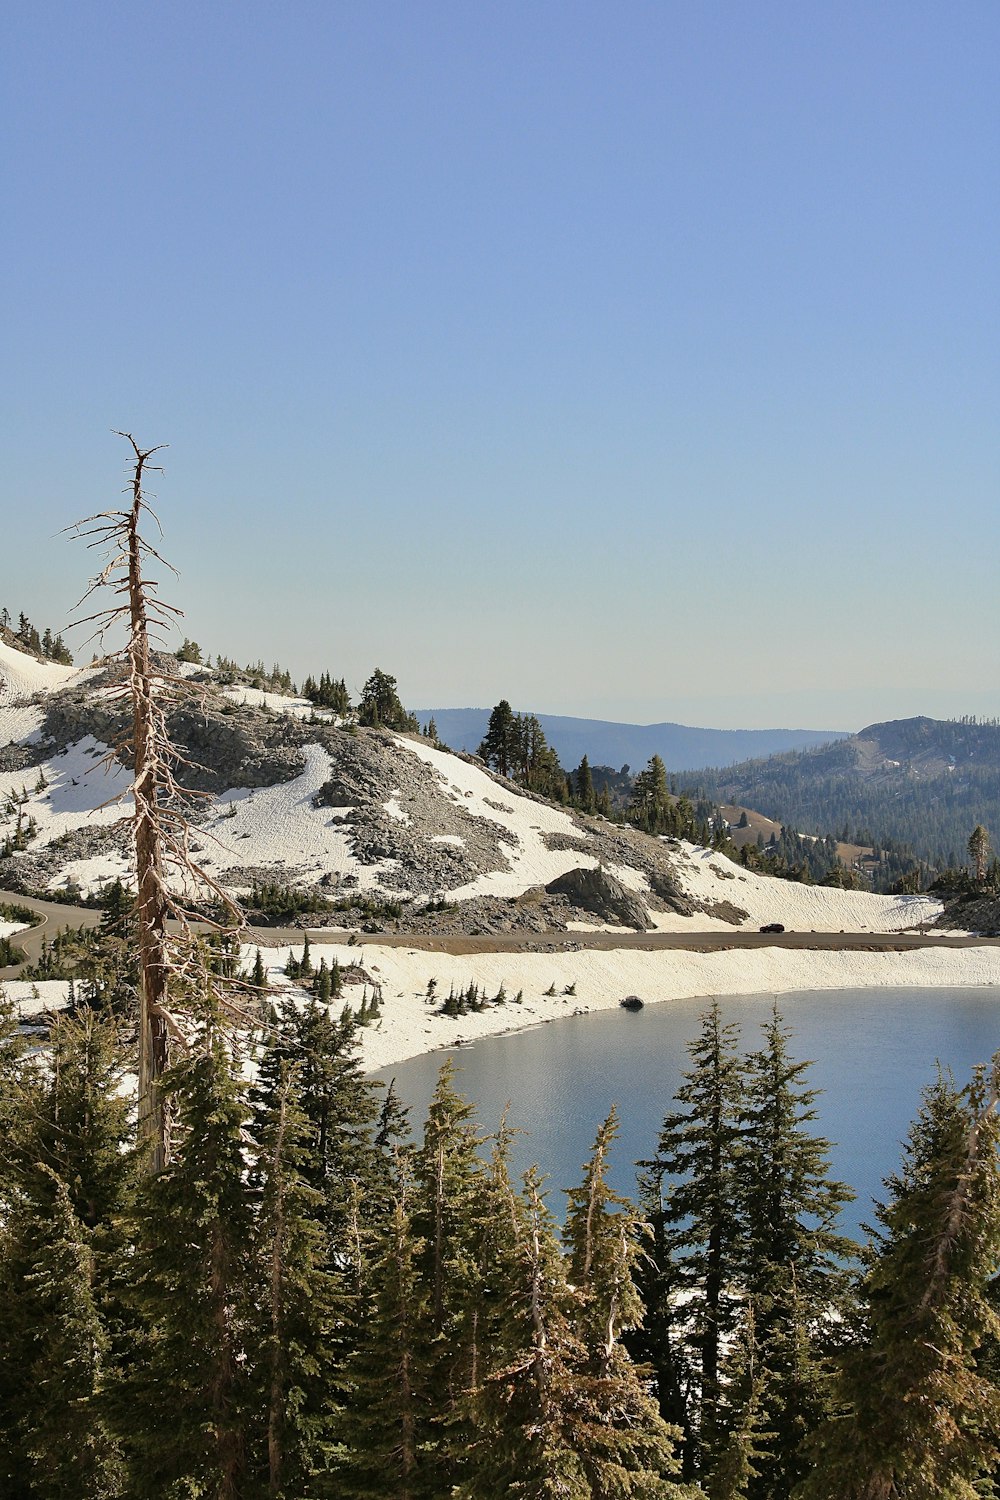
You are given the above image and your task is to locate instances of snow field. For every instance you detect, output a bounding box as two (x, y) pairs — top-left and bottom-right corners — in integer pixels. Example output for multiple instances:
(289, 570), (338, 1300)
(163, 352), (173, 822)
(219, 685), (335, 720)
(398, 736), (605, 897)
(666, 842), (943, 933)
(196, 743), (392, 891)
(0, 638), (80, 703)
(2, 738), (133, 888)
(260, 939), (1000, 1073)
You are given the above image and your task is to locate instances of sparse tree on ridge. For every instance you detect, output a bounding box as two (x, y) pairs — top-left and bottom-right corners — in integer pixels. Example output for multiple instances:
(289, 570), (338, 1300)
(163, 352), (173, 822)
(575, 753), (596, 813)
(478, 699), (518, 778)
(358, 668), (412, 730)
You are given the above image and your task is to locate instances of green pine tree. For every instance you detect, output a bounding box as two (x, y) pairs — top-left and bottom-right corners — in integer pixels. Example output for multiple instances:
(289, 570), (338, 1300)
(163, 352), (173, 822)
(564, 1108), (690, 1498)
(411, 1060), (486, 1493)
(112, 1031), (254, 1500)
(7, 1168), (124, 1499)
(635, 1000), (745, 1472)
(338, 1169), (434, 1500)
(249, 1063), (343, 1498)
(575, 754), (596, 813)
(800, 1064), (1000, 1498)
(733, 1006), (855, 1498)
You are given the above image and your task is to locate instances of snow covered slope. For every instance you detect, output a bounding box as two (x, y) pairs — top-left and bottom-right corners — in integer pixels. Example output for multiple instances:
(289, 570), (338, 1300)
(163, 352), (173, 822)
(0, 638), (79, 703)
(0, 637), (85, 748)
(663, 842), (940, 934)
(0, 658), (947, 934)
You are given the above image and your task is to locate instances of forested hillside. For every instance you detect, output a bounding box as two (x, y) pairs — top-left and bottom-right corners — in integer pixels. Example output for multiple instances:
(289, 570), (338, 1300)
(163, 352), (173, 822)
(686, 717), (1000, 870)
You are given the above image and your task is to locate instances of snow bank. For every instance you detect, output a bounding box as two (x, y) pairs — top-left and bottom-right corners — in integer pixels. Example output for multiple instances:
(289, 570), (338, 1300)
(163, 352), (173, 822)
(196, 743), (392, 890)
(220, 685), (334, 720)
(668, 842), (942, 933)
(0, 638), (79, 703)
(0, 703), (46, 747)
(4, 737), (133, 855)
(1, 979), (73, 1019)
(255, 939), (1000, 1073)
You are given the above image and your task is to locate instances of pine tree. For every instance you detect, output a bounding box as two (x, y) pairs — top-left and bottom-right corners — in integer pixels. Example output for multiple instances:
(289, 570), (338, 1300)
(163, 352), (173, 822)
(574, 754), (596, 812)
(453, 1164), (592, 1499)
(339, 1170), (434, 1500)
(411, 1060), (486, 1492)
(0, 986), (37, 1188)
(249, 1063), (342, 1498)
(314, 955), (332, 1002)
(33, 1008), (134, 1234)
(358, 668), (408, 729)
(733, 1006), (855, 1498)
(636, 1000), (745, 1472)
(705, 1304), (774, 1500)
(271, 996), (381, 1238)
(800, 1064), (1000, 1498)
(478, 699), (518, 779)
(563, 1108), (689, 1497)
(112, 1031), (254, 1499)
(969, 823), (991, 884)
(5, 1169), (124, 1499)
(630, 755), (675, 834)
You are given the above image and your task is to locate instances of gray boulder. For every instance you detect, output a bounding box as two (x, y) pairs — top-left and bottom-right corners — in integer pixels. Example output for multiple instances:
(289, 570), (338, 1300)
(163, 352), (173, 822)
(545, 866), (652, 930)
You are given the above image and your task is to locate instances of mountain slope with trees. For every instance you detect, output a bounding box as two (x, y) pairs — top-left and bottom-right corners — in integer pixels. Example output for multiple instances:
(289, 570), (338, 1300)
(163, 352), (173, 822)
(686, 716), (1000, 873)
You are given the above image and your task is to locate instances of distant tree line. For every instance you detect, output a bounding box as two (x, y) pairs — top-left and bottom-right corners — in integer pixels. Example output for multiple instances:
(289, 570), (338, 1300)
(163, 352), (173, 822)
(686, 720), (1000, 878)
(0, 608), (73, 665)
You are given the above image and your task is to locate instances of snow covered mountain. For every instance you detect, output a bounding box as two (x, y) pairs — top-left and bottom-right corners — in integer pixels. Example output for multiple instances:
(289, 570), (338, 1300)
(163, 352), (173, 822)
(0, 638), (941, 937)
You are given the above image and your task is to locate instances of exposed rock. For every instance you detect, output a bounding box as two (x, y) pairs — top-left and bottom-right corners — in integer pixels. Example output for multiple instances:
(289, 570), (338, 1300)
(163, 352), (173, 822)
(647, 868), (694, 916)
(935, 893), (1000, 936)
(544, 866), (652, 930)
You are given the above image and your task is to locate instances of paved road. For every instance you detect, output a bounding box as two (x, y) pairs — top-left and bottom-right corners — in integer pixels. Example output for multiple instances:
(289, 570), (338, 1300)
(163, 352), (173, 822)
(0, 890), (106, 977)
(5, 886), (997, 981)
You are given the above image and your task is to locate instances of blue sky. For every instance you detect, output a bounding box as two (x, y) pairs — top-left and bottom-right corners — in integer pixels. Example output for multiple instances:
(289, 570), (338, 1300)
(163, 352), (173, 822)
(2, 1), (997, 730)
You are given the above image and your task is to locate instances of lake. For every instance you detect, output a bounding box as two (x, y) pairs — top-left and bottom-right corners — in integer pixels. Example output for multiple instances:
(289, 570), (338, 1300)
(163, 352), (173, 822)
(373, 986), (1000, 1241)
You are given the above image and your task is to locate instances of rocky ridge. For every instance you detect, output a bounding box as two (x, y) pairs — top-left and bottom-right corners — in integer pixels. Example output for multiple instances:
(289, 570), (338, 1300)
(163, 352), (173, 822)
(0, 652), (735, 933)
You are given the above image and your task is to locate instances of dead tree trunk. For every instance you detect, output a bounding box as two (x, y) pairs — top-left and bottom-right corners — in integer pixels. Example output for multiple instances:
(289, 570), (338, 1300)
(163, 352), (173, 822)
(71, 434), (244, 1173)
(124, 440), (172, 1172)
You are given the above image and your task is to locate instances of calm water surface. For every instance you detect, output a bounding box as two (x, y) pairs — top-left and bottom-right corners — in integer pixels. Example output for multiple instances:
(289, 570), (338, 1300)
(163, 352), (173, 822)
(373, 987), (1000, 1240)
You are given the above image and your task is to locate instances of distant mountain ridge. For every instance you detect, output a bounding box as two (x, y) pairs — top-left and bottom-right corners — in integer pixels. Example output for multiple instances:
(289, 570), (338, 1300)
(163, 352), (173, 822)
(414, 708), (847, 775)
(686, 716), (1000, 868)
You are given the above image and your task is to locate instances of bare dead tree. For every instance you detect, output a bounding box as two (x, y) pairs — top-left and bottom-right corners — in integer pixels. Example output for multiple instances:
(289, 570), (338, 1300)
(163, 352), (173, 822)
(69, 433), (244, 1171)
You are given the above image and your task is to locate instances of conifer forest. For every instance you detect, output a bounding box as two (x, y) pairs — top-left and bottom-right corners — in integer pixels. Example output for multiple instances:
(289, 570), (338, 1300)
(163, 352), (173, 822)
(3, 983), (1000, 1499)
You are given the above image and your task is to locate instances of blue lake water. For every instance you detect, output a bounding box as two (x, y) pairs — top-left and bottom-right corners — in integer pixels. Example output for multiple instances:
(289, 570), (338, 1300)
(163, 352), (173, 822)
(373, 987), (1000, 1241)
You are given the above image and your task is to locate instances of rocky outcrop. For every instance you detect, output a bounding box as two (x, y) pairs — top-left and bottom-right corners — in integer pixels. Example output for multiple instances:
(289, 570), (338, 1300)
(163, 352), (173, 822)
(647, 867), (694, 916)
(935, 893), (1000, 936)
(544, 866), (652, 930)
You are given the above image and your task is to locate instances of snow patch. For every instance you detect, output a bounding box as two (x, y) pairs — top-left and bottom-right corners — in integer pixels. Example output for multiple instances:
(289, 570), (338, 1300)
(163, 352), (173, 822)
(197, 743), (392, 890)
(0, 638), (79, 703)
(3, 737), (133, 852)
(397, 737), (608, 898)
(220, 685), (333, 719)
(667, 841), (942, 933)
(248, 939), (1000, 1073)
